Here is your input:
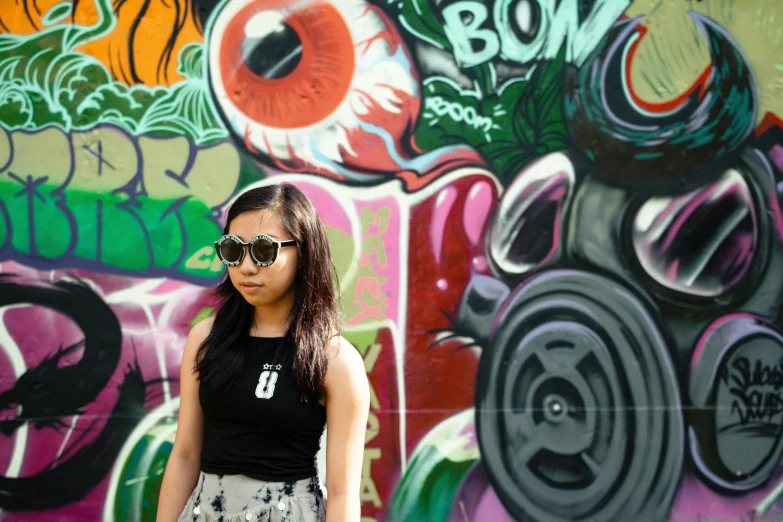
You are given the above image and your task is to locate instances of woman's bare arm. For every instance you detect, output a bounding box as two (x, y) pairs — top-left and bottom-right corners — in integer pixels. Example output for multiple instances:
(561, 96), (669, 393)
(324, 336), (370, 522)
(156, 318), (211, 522)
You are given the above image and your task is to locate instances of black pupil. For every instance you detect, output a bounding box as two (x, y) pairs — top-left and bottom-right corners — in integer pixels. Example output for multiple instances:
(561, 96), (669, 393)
(242, 15), (303, 80)
(252, 242), (274, 262)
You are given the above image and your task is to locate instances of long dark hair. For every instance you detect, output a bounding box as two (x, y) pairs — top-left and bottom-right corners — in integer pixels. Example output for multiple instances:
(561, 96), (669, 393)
(195, 182), (341, 403)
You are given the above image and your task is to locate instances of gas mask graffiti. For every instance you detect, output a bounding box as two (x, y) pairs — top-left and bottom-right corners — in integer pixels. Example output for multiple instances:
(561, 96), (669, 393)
(457, 13), (783, 522)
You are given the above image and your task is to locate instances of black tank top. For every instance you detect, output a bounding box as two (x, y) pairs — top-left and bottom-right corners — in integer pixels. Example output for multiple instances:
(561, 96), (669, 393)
(198, 336), (326, 481)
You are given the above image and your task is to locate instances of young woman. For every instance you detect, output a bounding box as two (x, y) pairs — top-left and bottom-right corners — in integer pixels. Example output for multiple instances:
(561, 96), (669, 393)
(157, 183), (370, 522)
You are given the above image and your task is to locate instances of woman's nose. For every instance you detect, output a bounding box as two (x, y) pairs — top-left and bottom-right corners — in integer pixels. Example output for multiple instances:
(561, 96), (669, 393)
(238, 247), (258, 274)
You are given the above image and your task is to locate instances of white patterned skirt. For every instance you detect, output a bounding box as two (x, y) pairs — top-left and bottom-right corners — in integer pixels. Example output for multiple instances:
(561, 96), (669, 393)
(177, 472), (326, 522)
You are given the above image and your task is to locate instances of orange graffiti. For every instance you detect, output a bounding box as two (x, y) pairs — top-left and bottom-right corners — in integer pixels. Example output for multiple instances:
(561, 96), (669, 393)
(0, 0), (204, 86)
(0, 0), (64, 34)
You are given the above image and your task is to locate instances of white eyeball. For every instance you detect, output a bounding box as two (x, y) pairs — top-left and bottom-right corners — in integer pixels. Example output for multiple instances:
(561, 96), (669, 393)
(206, 0), (420, 181)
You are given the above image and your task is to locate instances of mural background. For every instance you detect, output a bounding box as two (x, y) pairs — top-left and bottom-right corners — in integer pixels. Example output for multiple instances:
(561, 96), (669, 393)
(1, 0), (783, 520)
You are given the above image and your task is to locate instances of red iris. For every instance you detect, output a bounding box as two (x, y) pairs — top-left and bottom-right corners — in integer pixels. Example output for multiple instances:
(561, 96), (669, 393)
(218, 0), (355, 129)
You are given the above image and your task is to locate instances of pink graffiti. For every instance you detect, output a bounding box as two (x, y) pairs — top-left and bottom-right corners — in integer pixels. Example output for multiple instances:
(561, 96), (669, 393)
(771, 145), (783, 173)
(430, 186), (457, 265)
(0, 260), (213, 522)
(464, 181), (493, 246)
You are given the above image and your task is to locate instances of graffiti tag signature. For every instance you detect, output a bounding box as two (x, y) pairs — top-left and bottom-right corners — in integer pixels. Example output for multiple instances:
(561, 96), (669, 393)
(725, 357), (783, 425)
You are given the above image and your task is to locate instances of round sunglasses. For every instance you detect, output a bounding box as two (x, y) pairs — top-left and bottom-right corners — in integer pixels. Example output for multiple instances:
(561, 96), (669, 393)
(214, 234), (298, 267)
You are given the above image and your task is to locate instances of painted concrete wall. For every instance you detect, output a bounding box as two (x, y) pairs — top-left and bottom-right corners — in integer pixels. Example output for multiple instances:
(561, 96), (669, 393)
(1, 0), (783, 520)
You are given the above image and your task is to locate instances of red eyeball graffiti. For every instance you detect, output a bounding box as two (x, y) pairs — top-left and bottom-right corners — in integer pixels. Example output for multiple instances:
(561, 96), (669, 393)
(216, 1), (354, 129)
(206, 0), (421, 181)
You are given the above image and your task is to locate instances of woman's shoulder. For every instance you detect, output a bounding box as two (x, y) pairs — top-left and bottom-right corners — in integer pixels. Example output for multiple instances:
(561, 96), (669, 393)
(184, 316), (215, 353)
(179, 316), (214, 371)
(191, 316), (215, 339)
(325, 334), (365, 381)
(324, 334), (369, 406)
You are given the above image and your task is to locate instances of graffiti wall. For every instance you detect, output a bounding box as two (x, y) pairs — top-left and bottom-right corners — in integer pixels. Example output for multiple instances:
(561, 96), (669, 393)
(1, 0), (783, 520)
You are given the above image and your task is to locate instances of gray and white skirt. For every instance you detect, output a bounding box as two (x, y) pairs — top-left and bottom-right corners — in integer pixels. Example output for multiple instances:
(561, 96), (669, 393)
(178, 472), (326, 522)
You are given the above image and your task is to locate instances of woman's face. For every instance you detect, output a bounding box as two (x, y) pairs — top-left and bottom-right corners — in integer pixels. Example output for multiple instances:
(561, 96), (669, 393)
(226, 209), (299, 309)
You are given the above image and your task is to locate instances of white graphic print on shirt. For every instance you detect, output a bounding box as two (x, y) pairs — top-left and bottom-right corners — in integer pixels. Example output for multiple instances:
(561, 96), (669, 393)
(255, 363), (283, 399)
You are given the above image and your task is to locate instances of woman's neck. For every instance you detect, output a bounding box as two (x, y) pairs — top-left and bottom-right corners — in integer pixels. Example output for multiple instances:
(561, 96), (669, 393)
(252, 301), (293, 337)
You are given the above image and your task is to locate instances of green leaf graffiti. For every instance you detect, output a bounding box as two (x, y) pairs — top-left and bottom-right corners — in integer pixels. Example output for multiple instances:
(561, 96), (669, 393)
(0, 1), (226, 145)
(413, 47), (568, 185)
(396, 0), (452, 51)
(483, 47), (569, 182)
(41, 2), (73, 26)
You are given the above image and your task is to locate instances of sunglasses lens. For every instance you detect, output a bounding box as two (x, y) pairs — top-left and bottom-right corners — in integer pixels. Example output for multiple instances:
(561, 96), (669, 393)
(219, 241), (243, 264)
(251, 240), (275, 264)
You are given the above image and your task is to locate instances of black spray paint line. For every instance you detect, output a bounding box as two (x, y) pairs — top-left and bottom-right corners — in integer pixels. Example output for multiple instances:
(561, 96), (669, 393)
(0, 275), (122, 434)
(0, 275), (144, 510)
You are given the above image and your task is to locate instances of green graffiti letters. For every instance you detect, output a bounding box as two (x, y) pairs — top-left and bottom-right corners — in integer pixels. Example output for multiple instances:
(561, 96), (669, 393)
(0, 124), (240, 283)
